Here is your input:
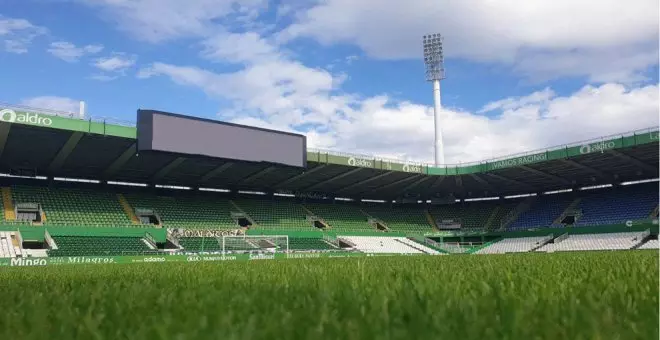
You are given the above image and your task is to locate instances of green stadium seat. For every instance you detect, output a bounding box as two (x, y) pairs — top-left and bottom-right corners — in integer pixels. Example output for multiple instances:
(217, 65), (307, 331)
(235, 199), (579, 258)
(235, 198), (312, 230)
(362, 204), (433, 233)
(48, 236), (150, 256)
(304, 202), (374, 232)
(124, 193), (238, 229)
(12, 185), (133, 227)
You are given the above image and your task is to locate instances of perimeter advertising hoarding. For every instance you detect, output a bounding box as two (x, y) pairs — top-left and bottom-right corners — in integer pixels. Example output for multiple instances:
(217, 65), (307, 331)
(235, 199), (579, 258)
(137, 110), (306, 168)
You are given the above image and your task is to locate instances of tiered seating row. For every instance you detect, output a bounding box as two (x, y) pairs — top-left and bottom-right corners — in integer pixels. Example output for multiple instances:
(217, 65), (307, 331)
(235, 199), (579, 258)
(536, 232), (647, 252)
(0, 231), (21, 258)
(12, 186), (131, 227)
(49, 236), (150, 257)
(475, 236), (549, 254)
(125, 194), (238, 229)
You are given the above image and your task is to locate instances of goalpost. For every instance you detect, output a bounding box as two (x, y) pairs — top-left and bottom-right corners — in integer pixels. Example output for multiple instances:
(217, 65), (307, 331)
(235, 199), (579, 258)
(221, 235), (289, 255)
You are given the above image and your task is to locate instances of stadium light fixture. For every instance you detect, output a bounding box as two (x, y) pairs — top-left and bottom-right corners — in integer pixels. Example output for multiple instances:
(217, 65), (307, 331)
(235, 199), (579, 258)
(422, 33), (446, 167)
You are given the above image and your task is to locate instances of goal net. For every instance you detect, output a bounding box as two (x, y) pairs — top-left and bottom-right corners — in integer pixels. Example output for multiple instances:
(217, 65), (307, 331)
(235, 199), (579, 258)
(222, 235), (289, 255)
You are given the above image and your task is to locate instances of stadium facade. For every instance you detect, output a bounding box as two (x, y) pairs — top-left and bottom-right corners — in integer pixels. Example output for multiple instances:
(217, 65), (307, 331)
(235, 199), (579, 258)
(0, 105), (657, 266)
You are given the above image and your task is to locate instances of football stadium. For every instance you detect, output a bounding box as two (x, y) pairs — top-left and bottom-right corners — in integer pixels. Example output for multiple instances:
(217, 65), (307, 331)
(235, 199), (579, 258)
(0, 104), (658, 339)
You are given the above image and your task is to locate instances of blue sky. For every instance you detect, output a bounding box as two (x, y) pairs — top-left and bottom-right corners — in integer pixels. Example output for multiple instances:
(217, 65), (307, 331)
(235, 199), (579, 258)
(0, 0), (658, 164)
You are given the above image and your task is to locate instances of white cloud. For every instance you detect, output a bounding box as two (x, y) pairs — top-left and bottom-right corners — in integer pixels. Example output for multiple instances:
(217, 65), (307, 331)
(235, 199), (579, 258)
(0, 15), (47, 54)
(82, 0), (268, 42)
(280, 0), (659, 82)
(47, 41), (104, 62)
(89, 74), (118, 82)
(139, 57), (658, 164)
(479, 88), (555, 113)
(94, 53), (137, 72)
(20, 96), (80, 114)
(202, 32), (281, 64)
(91, 53), (137, 80)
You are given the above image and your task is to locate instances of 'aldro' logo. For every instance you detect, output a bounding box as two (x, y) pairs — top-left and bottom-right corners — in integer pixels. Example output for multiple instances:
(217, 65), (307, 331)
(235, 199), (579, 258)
(0, 109), (53, 126)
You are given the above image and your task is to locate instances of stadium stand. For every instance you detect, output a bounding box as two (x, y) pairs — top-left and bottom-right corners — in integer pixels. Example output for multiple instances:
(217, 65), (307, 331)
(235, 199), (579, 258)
(430, 201), (511, 230)
(475, 236), (551, 254)
(289, 237), (338, 250)
(0, 105), (656, 260)
(124, 193), (238, 229)
(178, 237), (222, 252)
(508, 194), (574, 230)
(0, 231), (22, 257)
(48, 236), (151, 256)
(575, 184), (658, 226)
(637, 239), (659, 250)
(234, 198), (310, 230)
(11, 185), (130, 226)
(304, 202), (373, 231)
(339, 236), (441, 254)
(362, 204), (433, 233)
(536, 232), (648, 252)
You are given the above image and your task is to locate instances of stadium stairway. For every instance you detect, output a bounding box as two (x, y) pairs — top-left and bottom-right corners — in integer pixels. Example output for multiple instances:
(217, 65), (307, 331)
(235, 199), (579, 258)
(305, 202), (374, 232)
(553, 198), (582, 225)
(362, 204), (430, 233)
(117, 194), (140, 224)
(2, 187), (15, 220)
(500, 196), (537, 229)
(508, 195), (573, 230)
(425, 210), (439, 231)
(232, 198), (311, 230)
(229, 200), (260, 228)
(483, 206), (500, 230)
(124, 193), (238, 229)
(300, 205), (331, 229)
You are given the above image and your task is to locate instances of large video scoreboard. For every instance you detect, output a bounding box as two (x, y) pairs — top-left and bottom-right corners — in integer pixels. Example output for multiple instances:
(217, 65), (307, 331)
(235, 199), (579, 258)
(137, 110), (306, 168)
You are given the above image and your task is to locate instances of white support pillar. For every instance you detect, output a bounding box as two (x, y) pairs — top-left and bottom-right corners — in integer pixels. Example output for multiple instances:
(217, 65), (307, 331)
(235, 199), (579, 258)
(432, 80), (445, 166)
(79, 101), (86, 119)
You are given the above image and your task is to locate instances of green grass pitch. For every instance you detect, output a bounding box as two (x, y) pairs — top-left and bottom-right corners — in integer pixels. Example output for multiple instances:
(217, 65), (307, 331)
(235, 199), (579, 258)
(0, 251), (657, 340)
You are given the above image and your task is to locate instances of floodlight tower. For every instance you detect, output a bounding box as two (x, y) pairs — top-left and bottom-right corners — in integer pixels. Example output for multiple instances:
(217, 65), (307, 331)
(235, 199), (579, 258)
(422, 33), (446, 166)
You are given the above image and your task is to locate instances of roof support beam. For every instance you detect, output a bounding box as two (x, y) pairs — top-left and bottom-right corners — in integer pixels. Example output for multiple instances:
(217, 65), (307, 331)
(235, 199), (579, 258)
(240, 166), (276, 184)
(608, 149), (657, 173)
(200, 162), (234, 183)
(559, 159), (610, 180)
(484, 173), (537, 191)
(0, 122), (11, 160)
(520, 165), (572, 185)
(336, 171), (396, 194)
(48, 132), (83, 173)
(365, 174), (422, 194)
(303, 168), (364, 191)
(469, 173), (496, 192)
(455, 175), (463, 190)
(103, 143), (136, 178)
(152, 157), (186, 181)
(274, 165), (328, 188)
(422, 176), (449, 197)
(401, 176), (436, 193)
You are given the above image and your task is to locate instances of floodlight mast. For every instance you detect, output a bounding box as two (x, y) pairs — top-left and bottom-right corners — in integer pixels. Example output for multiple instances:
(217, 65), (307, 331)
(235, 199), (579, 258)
(422, 33), (446, 167)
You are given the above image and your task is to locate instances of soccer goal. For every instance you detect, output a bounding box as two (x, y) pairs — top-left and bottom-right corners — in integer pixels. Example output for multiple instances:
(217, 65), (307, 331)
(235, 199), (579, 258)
(222, 235), (289, 255)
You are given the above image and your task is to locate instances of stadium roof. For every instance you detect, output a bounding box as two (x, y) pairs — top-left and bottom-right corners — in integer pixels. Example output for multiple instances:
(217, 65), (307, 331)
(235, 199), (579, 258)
(0, 105), (657, 200)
